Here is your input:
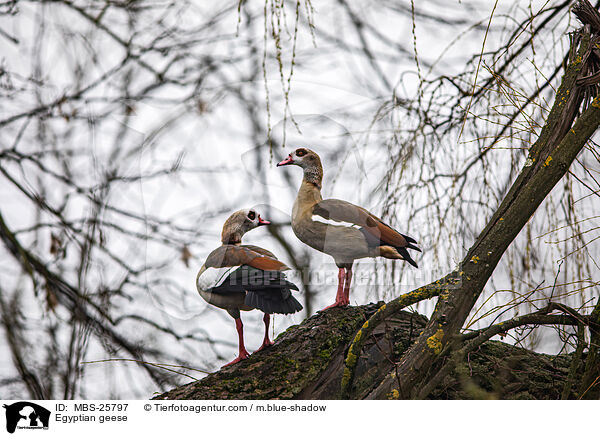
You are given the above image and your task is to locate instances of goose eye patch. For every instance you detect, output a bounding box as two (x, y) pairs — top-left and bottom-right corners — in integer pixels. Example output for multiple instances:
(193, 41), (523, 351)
(248, 211), (256, 220)
(296, 149), (307, 157)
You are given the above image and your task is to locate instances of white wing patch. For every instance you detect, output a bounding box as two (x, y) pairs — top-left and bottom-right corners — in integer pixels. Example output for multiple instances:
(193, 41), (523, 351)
(196, 266), (239, 292)
(311, 214), (358, 228)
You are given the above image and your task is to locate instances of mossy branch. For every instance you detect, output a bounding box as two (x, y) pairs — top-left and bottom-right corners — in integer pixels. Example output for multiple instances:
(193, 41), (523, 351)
(152, 303), (587, 400)
(339, 274), (460, 398)
(366, 15), (600, 399)
(561, 323), (586, 399)
(375, 93), (600, 399)
(417, 312), (579, 400)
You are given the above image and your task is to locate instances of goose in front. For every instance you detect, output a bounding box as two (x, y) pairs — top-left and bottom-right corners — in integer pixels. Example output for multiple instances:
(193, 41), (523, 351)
(196, 209), (302, 366)
(277, 148), (421, 309)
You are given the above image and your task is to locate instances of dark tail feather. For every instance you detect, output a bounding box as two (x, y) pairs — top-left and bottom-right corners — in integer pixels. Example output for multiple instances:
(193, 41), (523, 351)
(402, 234), (422, 252)
(211, 265), (302, 313)
(245, 290), (303, 314)
(396, 246), (419, 268)
(406, 243), (422, 253)
(403, 234), (418, 245)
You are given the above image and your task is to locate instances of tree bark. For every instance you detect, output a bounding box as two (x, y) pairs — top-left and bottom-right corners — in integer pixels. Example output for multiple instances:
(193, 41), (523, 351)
(152, 303), (584, 400)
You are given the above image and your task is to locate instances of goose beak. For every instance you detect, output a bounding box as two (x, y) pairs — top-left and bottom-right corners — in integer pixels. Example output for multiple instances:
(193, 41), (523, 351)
(277, 154), (294, 166)
(257, 215), (271, 226)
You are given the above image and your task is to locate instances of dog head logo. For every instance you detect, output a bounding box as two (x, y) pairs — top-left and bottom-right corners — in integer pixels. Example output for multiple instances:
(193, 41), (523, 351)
(2, 402), (50, 433)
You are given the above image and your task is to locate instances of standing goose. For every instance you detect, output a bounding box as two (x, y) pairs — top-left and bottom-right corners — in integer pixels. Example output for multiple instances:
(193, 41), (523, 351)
(196, 209), (302, 366)
(277, 148), (420, 309)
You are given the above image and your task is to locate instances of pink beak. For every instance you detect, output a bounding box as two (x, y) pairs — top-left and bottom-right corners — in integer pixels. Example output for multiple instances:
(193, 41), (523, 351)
(276, 154), (294, 166)
(258, 215), (271, 226)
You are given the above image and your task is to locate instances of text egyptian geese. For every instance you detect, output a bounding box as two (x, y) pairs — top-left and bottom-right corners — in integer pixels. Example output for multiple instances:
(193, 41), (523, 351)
(196, 209), (302, 366)
(277, 148), (421, 309)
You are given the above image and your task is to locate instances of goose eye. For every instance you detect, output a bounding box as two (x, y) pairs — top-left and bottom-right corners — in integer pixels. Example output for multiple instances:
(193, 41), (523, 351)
(247, 211), (256, 220)
(296, 149), (307, 157)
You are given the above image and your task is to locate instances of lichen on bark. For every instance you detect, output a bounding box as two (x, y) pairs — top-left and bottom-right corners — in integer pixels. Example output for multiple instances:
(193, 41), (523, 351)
(152, 303), (584, 400)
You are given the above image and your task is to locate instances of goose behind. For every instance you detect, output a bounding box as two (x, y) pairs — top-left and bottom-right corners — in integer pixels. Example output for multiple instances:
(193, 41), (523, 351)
(196, 209), (302, 366)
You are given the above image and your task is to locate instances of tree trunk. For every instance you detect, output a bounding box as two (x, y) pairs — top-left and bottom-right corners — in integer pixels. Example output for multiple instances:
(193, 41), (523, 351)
(152, 304), (582, 400)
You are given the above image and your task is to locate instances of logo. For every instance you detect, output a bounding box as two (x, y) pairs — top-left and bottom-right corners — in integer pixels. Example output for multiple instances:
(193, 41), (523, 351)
(2, 402), (50, 434)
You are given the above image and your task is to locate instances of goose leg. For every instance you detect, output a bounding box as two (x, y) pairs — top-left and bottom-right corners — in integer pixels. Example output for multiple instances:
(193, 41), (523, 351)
(223, 317), (250, 366)
(324, 268), (347, 309)
(343, 266), (352, 305)
(257, 313), (274, 351)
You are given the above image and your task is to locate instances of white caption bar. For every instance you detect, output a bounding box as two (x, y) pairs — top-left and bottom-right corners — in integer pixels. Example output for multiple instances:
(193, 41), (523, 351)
(0, 400), (595, 435)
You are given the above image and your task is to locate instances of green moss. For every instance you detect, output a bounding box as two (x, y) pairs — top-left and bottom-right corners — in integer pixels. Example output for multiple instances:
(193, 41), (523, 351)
(426, 329), (445, 354)
(340, 368), (352, 390)
(317, 337), (338, 361)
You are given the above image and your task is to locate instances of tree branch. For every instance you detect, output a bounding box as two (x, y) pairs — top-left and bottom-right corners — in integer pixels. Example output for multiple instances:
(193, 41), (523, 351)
(363, 10), (600, 399)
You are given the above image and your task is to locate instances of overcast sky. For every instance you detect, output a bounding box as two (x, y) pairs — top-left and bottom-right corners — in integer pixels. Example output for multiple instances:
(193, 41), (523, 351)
(1, 0), (598, 398)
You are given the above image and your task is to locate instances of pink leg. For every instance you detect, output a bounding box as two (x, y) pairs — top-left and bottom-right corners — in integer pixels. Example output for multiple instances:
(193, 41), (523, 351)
(343, 267), (352, 305)
(323, 268), (347, 310)
(257, 313), (275, 351)
(223, 318), (250, 367)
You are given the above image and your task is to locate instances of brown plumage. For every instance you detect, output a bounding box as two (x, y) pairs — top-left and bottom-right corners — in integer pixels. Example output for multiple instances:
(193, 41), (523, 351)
(196, 209), (302, 366)
(204, 245), (289, 271)
(277, 148), (421, 309)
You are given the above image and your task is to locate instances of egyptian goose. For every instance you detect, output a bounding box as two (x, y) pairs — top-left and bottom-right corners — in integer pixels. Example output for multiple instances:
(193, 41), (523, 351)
(196, 209), (302, 366)
(277, 148), (421, 309)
